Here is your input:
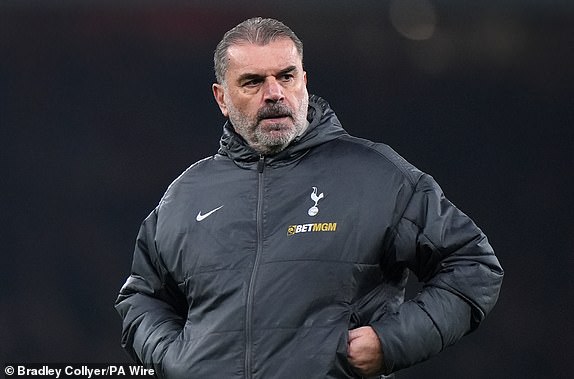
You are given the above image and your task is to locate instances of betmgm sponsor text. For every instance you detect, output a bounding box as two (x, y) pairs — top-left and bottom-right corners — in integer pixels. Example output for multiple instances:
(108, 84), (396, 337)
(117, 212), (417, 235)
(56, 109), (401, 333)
(287, 222), (337, 235)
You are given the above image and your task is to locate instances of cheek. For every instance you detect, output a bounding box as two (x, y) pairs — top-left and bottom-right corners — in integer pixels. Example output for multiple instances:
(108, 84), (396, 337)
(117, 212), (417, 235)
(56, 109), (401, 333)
(228, 100), (260, 122)
(240, 101), (261, 118)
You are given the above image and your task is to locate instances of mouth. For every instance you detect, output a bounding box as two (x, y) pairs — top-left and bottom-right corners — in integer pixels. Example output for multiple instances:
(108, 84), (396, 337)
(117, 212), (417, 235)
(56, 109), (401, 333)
(261, 115), (290, 121)
(258, 114), (292, 131)
(260, 110), (290, 118)
(259, 115), (292, 128)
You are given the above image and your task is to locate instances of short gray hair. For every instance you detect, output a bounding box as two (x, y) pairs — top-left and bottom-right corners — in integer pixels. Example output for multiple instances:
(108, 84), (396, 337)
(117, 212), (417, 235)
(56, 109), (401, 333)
(214, 17), (304, 84)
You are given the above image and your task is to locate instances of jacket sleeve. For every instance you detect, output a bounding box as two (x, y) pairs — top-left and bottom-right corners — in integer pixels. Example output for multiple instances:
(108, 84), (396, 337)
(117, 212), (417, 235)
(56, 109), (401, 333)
(115, 208), (187, 367)
(372, 174), (504, 374)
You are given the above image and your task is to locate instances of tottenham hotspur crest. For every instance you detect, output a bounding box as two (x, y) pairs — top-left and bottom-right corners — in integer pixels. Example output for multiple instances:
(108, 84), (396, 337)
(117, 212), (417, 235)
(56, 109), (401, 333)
(308, 187), (324, 216)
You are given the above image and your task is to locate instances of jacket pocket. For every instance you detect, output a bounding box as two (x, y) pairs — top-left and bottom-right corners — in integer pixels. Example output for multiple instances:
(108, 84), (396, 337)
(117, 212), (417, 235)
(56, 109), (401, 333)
(159, 331), (244, 379)
(330, 309), (364, 378)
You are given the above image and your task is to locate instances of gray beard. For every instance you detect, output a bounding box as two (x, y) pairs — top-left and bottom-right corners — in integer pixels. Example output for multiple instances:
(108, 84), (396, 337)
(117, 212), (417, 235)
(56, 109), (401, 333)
(227, 98), (309, 155)
(252, 122), (300, 154)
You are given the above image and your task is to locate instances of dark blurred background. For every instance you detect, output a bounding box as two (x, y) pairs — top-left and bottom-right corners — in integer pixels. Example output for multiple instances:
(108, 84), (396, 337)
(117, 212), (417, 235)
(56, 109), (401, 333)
(1, 1), (573, 378)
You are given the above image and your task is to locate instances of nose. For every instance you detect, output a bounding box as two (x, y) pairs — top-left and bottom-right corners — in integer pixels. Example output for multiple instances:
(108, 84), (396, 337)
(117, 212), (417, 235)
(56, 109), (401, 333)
(263, 77), (285, 103)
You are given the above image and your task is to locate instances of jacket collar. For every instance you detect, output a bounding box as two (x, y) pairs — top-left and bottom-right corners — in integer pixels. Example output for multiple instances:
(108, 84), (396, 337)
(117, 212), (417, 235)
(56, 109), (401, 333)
(217, 95), (346, 168)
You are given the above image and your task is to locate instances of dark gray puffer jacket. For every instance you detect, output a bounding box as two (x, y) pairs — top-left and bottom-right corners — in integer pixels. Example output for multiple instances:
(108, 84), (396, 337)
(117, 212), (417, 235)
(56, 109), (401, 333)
(115, 95), (503, 378)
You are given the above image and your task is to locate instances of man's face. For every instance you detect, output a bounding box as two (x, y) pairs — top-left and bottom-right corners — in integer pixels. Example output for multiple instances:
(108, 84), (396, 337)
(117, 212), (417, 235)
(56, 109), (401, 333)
(213, 38), (309, 155)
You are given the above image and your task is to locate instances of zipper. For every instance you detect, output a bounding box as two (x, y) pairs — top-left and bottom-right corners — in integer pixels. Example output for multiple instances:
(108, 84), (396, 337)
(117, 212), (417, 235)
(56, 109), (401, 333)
(245, 155), (265, 378)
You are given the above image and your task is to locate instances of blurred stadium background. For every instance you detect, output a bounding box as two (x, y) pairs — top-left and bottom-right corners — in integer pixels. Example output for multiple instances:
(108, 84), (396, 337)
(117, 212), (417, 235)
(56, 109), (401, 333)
(1, 1), (573, 378)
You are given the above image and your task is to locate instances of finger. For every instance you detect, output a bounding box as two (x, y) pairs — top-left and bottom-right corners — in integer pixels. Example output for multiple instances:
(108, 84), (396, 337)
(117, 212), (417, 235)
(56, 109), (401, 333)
(348, 329), (360, 342)
(347, 336), (364, 360)
(348, 326), (368, 341)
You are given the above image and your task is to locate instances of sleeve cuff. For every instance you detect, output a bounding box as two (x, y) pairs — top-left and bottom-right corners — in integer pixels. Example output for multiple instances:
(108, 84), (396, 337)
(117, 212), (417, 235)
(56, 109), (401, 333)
(370, 300), (442, 374)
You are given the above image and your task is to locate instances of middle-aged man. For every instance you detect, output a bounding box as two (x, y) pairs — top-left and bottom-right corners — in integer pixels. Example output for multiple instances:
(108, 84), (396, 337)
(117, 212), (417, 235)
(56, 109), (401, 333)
(116, 17), (504, 378)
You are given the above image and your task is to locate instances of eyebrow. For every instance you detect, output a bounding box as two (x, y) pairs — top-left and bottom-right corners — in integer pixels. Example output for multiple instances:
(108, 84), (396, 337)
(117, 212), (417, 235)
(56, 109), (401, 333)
(278, 65), (298, 76)
(237, 65), (298, 83)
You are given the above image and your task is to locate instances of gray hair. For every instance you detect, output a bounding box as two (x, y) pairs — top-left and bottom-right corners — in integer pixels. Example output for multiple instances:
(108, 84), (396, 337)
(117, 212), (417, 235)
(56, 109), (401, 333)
(214, 17), (304, 84)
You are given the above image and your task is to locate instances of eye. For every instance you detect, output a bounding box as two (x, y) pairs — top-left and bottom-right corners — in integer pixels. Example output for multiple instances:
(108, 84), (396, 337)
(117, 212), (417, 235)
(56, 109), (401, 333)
(280, 73), (294, 82)
(242, 78), (263, 88)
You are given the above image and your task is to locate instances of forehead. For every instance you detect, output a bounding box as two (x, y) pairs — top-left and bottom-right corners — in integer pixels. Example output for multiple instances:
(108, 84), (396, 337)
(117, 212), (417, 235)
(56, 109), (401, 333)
(226, 38), (302, 77)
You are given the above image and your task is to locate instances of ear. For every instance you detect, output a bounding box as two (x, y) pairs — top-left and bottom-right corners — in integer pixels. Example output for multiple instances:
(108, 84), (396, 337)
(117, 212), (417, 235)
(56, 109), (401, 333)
(303, 70), (307, 85)
(212, 83), (229, 117)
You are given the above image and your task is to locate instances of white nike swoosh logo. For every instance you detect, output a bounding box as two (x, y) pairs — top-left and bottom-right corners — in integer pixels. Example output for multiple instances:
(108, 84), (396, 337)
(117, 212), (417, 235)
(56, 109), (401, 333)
(196, 205), (224, 221)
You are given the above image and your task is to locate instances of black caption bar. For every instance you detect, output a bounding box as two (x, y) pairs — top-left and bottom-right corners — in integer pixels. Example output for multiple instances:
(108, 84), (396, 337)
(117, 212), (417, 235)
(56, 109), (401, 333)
(3, 364), (156, 378)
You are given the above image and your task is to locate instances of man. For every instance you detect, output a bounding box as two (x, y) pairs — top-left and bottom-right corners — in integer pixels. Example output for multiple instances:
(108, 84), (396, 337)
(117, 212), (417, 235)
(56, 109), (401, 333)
(115, 17), (503, 378)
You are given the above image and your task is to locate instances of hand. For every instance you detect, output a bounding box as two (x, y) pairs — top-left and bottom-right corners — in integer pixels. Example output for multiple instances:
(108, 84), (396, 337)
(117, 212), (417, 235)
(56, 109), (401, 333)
(347, 326), (385, 377)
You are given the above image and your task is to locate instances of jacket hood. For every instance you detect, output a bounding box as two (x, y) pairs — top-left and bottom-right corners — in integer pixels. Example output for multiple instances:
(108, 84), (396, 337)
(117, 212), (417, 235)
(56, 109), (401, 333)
(217, 95), (347, 167)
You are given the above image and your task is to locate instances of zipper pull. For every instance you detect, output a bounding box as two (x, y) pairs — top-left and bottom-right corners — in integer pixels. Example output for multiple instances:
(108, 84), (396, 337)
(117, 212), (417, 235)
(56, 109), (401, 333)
(257, 155), (265, 173)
